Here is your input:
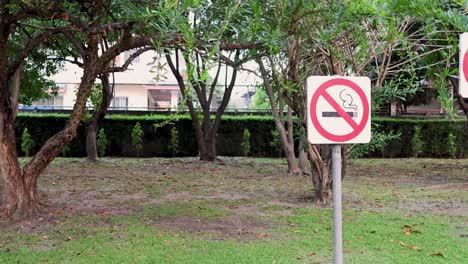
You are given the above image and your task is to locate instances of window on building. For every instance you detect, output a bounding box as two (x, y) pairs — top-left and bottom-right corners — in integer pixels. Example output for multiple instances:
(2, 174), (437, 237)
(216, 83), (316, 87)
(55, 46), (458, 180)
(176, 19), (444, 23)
(111, 97), (128, 110)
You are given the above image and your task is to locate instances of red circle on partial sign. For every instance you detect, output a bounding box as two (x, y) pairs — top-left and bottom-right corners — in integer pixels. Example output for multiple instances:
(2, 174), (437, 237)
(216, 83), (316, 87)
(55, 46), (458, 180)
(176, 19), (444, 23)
(310, 78), (369, 142)
(463, 50), (468, 82)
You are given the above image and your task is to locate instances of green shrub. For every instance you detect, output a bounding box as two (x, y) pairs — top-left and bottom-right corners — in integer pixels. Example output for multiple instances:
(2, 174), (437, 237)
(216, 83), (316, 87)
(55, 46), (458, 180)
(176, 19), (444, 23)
(241, 129), (251, 157)
(168, 126), (179, 157)
(131, 122), (144, 157)
(62, 144), (71, 158)
(13, 113), (468, 158)
(21, 128), (34, 157)
(97, 128), (108, 157)
(447, 132), (457, 158)
(349, 125), (400, 159)
(270, 129), (282, 157)
(411, 126), (424, 158)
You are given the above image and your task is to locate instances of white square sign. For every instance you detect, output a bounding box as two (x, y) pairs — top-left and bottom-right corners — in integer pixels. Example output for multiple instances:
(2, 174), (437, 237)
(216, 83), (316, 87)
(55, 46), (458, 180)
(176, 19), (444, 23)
(307, 76), (371, 144)
(459, 33), (468, 98)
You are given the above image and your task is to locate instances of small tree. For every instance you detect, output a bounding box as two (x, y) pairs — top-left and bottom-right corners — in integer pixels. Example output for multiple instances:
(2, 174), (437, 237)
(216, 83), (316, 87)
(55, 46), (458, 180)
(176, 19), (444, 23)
(447, 132), (457, 158)
(168, 126), (179, 157)
(241, 129), (251, 157)
(411, 126), (424, 158)
(21, 128), (34, 157)
(131, 122), (144, 158)
(97, 128), (108, 157)
(270, 129), (282, 158)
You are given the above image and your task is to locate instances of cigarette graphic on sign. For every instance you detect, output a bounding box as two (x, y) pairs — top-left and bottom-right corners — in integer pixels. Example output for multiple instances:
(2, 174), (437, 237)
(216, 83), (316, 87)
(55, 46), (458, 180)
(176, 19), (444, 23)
(322, 111), (357, 118)
(322, 89), (358, 118)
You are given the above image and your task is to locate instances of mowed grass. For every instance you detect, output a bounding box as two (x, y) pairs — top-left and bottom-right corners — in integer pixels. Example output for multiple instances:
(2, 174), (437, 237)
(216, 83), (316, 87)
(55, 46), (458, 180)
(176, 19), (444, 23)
(0, 158), (467, 264)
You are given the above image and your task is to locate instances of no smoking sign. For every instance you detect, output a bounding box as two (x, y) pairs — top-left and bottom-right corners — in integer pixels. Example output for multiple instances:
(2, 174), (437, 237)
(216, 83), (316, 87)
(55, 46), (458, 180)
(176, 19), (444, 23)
(459, 33), (468, 98)
(307, 76), (371, 144)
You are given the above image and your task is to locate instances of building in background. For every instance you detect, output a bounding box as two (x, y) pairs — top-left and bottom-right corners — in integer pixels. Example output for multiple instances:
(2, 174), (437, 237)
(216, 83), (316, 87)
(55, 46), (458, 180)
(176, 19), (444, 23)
(32, 50), (261, 112)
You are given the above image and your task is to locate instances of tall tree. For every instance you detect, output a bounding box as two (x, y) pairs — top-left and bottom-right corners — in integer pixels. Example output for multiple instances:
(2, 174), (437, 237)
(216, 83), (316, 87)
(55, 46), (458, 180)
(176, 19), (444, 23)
(160, 0), (264, 161)
(0, 0), (181, 218)
(255, 0), (449, 202)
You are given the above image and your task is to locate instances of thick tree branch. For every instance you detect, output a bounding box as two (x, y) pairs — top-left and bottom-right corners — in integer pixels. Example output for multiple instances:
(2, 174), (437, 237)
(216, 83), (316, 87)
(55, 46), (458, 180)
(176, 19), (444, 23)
(102, 47), (151, 73)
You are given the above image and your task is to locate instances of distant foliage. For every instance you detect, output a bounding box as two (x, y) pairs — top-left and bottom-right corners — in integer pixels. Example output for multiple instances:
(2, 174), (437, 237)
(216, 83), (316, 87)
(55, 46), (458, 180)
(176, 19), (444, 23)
(250, 85), (270, 109)
(168, 126), (179, 157)
(131, 122), (144, 157)
(241, 129), (251, 157)
(97, 128), (108, 157)
(62, 144), (71, 158)
(21, 128), (34, 157)
(411, 126), (424, 158)
(349, 124), (400, 159)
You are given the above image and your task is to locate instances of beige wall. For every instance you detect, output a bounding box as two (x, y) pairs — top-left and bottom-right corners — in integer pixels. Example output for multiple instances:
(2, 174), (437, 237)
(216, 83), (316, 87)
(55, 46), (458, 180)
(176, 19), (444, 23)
(113, 85), (148, 110)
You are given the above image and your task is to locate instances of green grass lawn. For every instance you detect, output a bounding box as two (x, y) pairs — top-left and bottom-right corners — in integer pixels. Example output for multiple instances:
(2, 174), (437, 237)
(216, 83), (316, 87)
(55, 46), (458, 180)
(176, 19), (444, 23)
(1, 158), (467, 263)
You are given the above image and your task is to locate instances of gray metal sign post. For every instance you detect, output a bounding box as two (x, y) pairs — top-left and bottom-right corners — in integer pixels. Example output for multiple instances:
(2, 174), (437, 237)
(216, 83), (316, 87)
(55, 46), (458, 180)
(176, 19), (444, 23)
(332, 144), (343, 264)
(307, 76), (371, 264)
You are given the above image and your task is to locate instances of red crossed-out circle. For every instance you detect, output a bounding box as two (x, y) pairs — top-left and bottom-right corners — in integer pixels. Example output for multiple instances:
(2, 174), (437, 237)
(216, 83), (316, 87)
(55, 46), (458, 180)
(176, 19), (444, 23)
(310, 78), (369, 142)
(463, 50), (468, 82)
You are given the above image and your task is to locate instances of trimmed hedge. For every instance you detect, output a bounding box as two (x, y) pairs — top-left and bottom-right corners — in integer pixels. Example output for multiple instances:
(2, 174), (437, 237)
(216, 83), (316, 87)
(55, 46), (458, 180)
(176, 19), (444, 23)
(14, 113), (468, 158)
(373, 118), (468, 158)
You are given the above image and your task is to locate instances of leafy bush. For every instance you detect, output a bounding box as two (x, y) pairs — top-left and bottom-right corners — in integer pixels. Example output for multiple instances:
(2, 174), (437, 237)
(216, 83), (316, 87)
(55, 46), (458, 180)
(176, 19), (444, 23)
(447, 132), (457, 158)
(21, 128), (34, 157)
(14, 113), (468, 158)
(411, 126), (424, 158)
(97, 128), (107, 157)
(270, 129), (282, 157)
(349, 123), (400, 159)
(241, 129), (251, 157)
(131, 122), (144, 157)
(168, 126), (179, 157)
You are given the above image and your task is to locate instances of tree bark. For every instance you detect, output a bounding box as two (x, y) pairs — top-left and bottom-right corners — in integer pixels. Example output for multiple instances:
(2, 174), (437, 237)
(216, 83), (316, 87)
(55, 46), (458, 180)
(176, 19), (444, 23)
(307, 144), (332, 203)
(257, 59), (300, 174)
(11, 62), (24, 120)
(0, 112), (41, 218)
(86, 74), (113, 161)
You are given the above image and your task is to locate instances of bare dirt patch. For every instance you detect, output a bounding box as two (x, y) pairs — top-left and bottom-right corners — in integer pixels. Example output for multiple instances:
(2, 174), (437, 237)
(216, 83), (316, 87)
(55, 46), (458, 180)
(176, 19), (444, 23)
(153, 215), (270, 240)
(399, 200), (468, 216)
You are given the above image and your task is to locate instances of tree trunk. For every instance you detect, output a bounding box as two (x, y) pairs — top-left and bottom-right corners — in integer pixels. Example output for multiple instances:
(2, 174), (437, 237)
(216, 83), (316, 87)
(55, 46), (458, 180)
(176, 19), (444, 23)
(307, 144), (332, 203)
(0, 113), (40, 218)
(257, 59), (300, 174)
(198, 125), (216, 161)
(86, 74), (113, 162)
(298, 146), (308, 173)
(86, 123), (98, 161)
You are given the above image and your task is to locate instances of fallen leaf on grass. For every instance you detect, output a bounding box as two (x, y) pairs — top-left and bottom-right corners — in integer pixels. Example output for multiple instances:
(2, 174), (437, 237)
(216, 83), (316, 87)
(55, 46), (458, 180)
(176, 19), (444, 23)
(428, 253), (445, 258)
(408, 246), (421, 251)
(398, 241), (406, 246)
(258, 233), (269, 238)
(307, 253), (316, 257)
(66, 237), (73, 241)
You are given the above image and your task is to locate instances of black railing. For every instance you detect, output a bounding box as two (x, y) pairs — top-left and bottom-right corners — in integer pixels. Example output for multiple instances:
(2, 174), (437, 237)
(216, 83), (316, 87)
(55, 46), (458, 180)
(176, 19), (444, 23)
(18, 105), (465, 117)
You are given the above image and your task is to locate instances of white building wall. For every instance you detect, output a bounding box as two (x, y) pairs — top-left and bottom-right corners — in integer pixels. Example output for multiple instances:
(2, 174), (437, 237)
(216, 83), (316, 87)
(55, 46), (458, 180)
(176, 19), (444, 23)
(49, 50), (261, 110)
(113, 85), (148, 110)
